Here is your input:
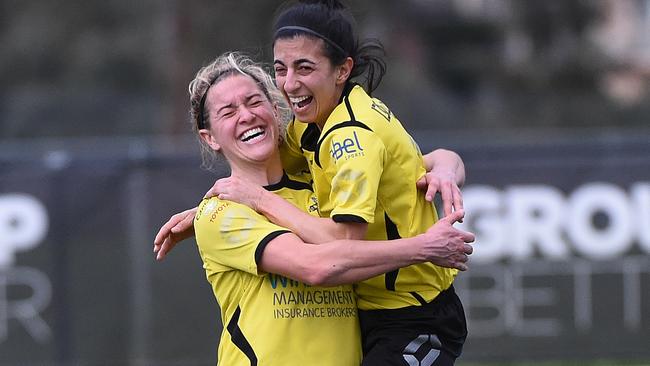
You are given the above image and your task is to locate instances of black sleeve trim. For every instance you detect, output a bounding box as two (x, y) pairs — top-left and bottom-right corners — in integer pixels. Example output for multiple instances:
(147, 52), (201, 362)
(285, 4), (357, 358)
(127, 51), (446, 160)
(332, 214), (368, 224)
(254, 230), (291, 265)
(226, 306), (258, 365)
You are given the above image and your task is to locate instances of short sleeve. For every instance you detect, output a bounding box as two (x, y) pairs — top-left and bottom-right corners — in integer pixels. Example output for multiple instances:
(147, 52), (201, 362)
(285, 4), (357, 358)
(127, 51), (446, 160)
(319, 126), (385, 223)
(194, 198), (290, 275)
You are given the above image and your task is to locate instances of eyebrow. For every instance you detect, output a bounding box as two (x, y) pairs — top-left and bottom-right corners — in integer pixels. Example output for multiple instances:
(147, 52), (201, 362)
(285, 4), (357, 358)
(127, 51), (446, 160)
(274, 58), (316, 66)
(215, 92), (264, 115)
(215, 103), (234, 116)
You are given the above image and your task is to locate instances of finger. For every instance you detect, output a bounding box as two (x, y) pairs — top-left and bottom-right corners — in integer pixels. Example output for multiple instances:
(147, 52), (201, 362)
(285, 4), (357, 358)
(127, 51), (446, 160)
(154, 219), (177, 246)
(425, 184), (436, 203)
(440, 182), (453, 217)
(205, 179), (228, 198)
(452, 188), (464, 222)
(416, 176), (427, 190)
(441, 209), (465, 225)
(463, 243), (474, 255)
(456, 263), (468, 271)
(171, 213), (195, 234)
(204, 186), (219, 199)
(462, 230), (475, 243)
(156, 238), (173, 261)
(453, 187), (464, 212)
(156, 241), (167, 261)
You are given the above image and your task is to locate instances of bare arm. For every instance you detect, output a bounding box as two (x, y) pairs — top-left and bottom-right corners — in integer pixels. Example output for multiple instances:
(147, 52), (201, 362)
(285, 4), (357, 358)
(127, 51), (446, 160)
(418, 148), (466, 217)
(260, 210), (474, 287)
(209, 176), (367, 243)
(150, 189), (364, 261)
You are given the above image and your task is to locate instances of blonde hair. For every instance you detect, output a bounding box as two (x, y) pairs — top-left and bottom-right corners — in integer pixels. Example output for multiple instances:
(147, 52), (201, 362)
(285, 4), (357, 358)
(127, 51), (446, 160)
(188, 52), (291, 172)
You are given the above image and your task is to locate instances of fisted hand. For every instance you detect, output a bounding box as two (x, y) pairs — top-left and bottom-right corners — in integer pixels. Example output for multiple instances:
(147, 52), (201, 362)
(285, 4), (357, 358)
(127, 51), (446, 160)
(419, 210), (475, 271)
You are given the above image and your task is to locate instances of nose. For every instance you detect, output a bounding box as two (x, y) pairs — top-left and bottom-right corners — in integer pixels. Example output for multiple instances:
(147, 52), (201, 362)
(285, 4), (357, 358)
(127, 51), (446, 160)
(237, 105), (255, 123)
(283, 69), (300, 94)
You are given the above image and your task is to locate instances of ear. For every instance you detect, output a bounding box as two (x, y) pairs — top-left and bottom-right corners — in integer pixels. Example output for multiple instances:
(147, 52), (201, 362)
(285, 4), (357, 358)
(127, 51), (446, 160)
(336, 57), (354, 85)
(198, 129), (221, 152)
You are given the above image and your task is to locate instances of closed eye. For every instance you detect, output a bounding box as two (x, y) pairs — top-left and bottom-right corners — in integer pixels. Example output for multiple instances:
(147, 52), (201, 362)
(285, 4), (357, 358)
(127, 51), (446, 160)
(218, 108), (235, 119)
(274, 66), (287, 77)
(248, 99), (263, 107)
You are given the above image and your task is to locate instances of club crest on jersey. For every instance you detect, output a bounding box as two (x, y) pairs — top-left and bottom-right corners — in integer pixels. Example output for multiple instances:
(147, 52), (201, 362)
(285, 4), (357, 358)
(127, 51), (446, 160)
(371, 99), (392, 122)
(330, 131), (365, 161)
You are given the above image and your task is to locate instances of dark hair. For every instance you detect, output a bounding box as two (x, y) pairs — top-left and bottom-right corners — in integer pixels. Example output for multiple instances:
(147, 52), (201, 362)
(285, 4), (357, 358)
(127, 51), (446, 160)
(273, 0), (386, 94)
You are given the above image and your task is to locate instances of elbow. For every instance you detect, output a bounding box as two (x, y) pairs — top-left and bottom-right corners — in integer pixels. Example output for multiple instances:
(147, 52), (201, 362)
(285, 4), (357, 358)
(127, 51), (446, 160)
(302, 263), (341, 287)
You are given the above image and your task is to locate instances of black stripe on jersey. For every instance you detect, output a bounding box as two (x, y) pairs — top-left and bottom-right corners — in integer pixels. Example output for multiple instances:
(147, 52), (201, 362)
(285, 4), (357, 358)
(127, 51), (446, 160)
(255, 230), (291, 265)
(264, 172), (312, 192)
(300, 122), (320, 152)
(410, 291), (428, 305)
(332, 214), (368, 223)
(226, 306), (258, 365)
(343, 91), (356, 122)
(384, 213), (401, 291)
(314, 120), (373, 168)
(298, 82), (354, 156)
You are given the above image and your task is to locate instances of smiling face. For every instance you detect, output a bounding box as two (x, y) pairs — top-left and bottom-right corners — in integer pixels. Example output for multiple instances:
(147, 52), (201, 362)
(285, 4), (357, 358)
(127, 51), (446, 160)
(199, 73), (280, 168)
(273, 35), (352, 128)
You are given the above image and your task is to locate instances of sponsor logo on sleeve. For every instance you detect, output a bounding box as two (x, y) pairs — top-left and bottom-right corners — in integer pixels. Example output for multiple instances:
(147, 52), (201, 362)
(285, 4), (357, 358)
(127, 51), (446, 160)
(330, 131), (365, 161)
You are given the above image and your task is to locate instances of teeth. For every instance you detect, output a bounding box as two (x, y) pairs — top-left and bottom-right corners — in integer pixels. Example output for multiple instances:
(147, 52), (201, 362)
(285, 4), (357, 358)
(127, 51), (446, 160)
(289, 96), (310, 104)
(240, 127), (264, 141)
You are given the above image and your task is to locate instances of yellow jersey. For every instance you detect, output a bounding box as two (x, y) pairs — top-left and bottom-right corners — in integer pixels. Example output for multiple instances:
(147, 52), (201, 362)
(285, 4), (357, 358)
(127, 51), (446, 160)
(281, 84), (457, 310)
(194, 172), (362, 365)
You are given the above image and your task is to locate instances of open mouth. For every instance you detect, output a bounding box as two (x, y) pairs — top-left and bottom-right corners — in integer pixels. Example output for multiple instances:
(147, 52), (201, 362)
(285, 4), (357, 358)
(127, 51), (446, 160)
(290, 95), (313, 110)
(240, 127), (265, 142)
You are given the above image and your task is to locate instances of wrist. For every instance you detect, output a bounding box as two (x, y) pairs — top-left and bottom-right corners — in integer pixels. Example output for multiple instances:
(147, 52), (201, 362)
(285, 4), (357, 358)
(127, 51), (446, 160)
(406, 235), (427, 263)
(253, 187), (266, 212)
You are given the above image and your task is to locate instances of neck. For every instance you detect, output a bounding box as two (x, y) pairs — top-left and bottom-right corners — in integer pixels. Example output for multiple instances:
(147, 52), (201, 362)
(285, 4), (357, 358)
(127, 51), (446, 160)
(229, 152), (284, 186)
(316, 84), (347, 130)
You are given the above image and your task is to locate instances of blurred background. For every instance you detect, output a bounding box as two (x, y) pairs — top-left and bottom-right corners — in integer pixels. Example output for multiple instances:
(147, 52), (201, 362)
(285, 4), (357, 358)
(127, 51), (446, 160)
(1, 0), (649, 365)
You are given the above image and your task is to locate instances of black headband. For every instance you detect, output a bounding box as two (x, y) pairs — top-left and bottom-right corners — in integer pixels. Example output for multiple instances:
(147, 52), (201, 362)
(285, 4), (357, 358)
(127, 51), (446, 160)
(274, 25), (347, 56)
(197, 69), (236, 130)
(197, 87), (210, 130)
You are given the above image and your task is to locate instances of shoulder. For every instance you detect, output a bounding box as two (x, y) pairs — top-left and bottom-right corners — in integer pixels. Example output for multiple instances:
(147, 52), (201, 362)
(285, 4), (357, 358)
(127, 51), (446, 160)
(194, 197), (261, 232)
(348, 87), (394, 126)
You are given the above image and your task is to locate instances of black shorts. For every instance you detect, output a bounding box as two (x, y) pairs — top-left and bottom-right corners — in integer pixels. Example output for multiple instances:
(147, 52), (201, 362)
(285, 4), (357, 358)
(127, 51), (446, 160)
(358, 285), (467, 366)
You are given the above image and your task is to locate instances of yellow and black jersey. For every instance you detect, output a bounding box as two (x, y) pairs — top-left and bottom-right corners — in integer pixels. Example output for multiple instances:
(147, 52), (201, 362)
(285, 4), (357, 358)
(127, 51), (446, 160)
(284, 84), (457, 311)
(194, 172), (362, 366)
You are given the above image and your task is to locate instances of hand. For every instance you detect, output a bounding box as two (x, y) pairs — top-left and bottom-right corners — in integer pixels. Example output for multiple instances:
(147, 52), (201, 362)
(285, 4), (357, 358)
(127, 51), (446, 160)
(419, 210), (475, 271)
(153, 207), (197, 261)
(204, 176), (265, 211)
(416, 169), (464, 218)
